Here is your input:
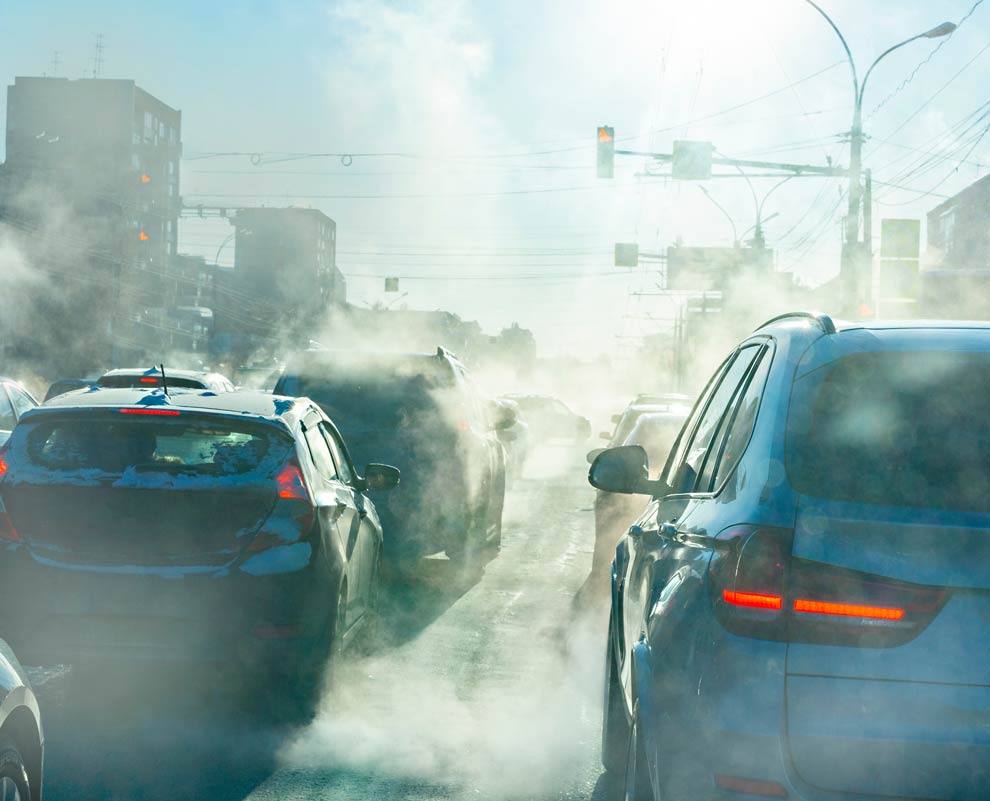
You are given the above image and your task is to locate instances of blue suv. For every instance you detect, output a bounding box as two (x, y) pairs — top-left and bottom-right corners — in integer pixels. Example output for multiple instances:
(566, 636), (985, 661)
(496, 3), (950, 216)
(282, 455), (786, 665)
(590, 313), (990, 801)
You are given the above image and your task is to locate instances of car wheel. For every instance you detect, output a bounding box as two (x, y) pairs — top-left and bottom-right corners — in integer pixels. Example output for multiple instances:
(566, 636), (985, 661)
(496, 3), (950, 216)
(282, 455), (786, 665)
(602, 618), (630, 774)
(0, 736), (33, 801)
(622, 702), (653, 801)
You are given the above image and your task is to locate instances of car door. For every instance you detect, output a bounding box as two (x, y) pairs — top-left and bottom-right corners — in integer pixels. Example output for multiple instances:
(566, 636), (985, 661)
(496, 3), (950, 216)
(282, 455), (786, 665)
(618, 345), (764, 698)
(300, 411), (364, 632)
(320, 422), (378, 615)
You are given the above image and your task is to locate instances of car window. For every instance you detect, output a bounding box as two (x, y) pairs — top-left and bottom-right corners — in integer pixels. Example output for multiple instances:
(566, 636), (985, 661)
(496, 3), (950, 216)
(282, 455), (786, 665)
(0, 388), (15, 431)
(669, 345), (761, 493)
(8, 386), (36, 419)
(699, 346), (773, 492)
(662, 358), (731, 486)
(321, 424), (355, 485)
(304, 424), (339, 485)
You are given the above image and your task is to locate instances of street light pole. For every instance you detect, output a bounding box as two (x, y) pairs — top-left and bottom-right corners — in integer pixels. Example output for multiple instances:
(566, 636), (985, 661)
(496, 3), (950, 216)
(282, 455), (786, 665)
(802, 1), (955, 314)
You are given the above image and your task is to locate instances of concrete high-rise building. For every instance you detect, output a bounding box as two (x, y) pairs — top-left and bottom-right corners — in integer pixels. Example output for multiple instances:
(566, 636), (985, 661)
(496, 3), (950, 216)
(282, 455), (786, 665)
(1, 77), (181, 365)
(215, 207), (346, 343)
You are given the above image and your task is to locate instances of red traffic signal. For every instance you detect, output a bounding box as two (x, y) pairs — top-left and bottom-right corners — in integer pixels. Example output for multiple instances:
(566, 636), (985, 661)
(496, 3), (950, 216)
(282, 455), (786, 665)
(597, 126), (614, 179)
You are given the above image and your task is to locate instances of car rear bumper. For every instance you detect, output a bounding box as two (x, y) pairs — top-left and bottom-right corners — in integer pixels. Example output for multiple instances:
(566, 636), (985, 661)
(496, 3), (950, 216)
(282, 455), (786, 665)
(643, 628), (990, 801)
(0, 543), (331, 666)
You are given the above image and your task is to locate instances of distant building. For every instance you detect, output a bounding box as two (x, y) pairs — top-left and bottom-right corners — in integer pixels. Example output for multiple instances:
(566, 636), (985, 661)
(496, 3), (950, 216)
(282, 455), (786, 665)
(924, 175), (990, 319)
(0, 76), (182, 365)
(215, 207), (345, 340)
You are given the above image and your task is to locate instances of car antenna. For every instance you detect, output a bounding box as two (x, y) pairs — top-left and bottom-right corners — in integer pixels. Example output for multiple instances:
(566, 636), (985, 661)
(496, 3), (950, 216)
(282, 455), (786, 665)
(159, 364), (170, 397)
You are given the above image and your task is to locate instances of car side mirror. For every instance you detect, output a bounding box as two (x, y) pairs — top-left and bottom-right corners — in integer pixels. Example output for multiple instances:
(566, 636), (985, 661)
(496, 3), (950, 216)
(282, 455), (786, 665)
(362, 463), (400, 492)
(586, 447), (604, 464)
(588, 445), (665, 496)
(490, 401), (518, 431)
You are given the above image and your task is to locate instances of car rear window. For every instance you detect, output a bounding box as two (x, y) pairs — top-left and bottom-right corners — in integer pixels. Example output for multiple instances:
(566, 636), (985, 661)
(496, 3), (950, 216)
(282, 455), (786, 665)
(14, 416), (292, 483)
(98, 375), (206, 389)
(787, 350), (990, 514)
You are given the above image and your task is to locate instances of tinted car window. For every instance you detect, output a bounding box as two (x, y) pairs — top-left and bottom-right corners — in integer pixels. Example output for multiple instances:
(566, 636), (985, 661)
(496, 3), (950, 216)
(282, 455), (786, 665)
(9, 387), (36, 418)
(321, 424), (355, 485)
(671, 346), (760, 493)
(787, 350), (990, 514)
(0, 390), (15, 430)
(22, 417), (290, 479)
(704, 347), (773, 491)
(304, 424), (339, 484)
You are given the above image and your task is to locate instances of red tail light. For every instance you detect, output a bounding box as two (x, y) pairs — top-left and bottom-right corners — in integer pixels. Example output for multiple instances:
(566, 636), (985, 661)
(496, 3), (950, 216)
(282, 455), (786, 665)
(139, 376), (159, 385)
(119, 408), (180, 416)
(246, 462), (315, 553)
(711, 525), (946, 647)
(0, 457), (7, 482)
(723, 590), (782, 610)
(275, 463), (309, 501)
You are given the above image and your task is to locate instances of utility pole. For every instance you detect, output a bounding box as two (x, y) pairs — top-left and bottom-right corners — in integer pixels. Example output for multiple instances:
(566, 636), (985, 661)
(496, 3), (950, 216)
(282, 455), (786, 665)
(92, 33), (105, 78)
(50, 51), (61, 77)
(802, 0), (956, 315)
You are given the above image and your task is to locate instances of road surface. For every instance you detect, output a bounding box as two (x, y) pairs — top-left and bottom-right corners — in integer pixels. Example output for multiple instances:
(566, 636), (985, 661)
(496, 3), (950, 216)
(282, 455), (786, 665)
(30, 447), (614, 801)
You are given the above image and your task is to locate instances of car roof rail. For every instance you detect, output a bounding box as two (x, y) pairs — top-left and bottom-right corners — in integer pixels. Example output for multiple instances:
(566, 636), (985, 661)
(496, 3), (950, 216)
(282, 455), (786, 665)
(753, 311), (836, 335)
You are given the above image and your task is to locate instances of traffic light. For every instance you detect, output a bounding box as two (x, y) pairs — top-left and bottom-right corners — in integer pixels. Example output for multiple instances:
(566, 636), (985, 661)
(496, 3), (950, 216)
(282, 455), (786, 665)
(140, 172), (151, 184)
(597, 126), (614, 179)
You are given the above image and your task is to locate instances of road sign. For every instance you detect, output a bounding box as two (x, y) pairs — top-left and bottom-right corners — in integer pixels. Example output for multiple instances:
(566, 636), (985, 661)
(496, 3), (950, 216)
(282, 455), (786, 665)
(672, 140), (714, 180)
(614, 243), (639, 267)
(384, 277), (399, 293)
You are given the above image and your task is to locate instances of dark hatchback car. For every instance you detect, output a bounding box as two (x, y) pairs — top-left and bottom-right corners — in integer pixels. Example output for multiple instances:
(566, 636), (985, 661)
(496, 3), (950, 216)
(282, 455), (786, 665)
(0, 388), (398, 689)
(276, 347), (508, 567)
(592, 314), (990, 801)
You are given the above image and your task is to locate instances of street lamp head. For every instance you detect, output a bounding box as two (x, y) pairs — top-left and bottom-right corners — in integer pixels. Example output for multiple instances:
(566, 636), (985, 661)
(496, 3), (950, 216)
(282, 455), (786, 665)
(923, 22), (957, 38)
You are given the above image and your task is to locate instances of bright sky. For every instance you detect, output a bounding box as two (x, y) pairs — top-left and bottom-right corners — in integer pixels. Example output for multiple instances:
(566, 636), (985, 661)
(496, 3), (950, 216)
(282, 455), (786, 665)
(2, 0), (987, 356)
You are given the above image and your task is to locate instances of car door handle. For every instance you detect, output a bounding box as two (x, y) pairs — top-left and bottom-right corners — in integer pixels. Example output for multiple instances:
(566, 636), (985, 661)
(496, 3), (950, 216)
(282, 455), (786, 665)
(330, 501), (347, 523)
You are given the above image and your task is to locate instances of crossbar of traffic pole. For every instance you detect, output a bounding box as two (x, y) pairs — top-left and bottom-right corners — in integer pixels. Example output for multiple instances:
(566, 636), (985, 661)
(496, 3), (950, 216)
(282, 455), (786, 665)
(615, 149), (846, 177)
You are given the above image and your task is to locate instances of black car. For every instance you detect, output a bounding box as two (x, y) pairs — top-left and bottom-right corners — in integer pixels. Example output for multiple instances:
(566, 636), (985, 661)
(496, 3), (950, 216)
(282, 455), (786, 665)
(500, 394), (590, 444)
(0, 388), (398, 695)
(275, 347), (509, 568)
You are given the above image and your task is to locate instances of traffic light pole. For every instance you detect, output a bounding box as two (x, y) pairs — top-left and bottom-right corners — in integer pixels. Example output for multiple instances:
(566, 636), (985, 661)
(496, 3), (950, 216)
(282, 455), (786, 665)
(614, 149), (846, 178)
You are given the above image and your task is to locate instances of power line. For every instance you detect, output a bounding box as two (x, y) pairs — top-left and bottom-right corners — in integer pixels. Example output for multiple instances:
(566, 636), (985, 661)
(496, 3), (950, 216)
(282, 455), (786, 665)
(867, 0), (986, 120)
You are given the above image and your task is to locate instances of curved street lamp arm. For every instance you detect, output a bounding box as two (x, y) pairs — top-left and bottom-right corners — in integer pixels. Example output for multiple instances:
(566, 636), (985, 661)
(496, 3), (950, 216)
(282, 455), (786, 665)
(758, 176), (794, 221)
(698, 186), (738, 246)
(859, 22), (955, 104)
(802, 0), (859, 100)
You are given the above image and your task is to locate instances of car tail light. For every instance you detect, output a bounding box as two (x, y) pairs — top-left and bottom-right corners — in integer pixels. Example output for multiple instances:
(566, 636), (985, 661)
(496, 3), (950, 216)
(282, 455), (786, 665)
(119, 408), (180, 416)
(714, 774), (788, 798)
(139, 376), (159, 384)
(246, 462), (315, 553)
(711, 526), (946, 647)
(0, 457), (7, 482)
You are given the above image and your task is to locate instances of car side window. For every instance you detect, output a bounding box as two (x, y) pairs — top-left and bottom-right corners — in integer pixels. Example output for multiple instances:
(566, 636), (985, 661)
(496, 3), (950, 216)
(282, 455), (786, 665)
(669, 345), (761, 494)
(8, 387), (36, 419)
(662, 359), (731, 486)
(0, 388), (15, 431)
(303, 424), (339, 485)
(708, 346), (774, 490)
(320, 424), (355, 486)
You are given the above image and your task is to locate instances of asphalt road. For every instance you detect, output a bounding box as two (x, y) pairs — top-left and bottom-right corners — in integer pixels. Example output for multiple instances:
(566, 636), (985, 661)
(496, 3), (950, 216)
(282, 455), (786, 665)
(28, 447), (613, 801)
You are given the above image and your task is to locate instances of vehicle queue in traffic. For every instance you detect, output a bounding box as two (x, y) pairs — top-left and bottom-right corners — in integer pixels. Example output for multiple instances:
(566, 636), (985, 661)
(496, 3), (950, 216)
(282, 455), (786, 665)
(0, 312), (987, 801)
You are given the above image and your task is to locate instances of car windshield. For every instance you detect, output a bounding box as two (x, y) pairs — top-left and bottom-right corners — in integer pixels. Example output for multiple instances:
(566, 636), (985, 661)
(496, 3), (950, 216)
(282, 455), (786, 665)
(787, 350), (990, 513)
